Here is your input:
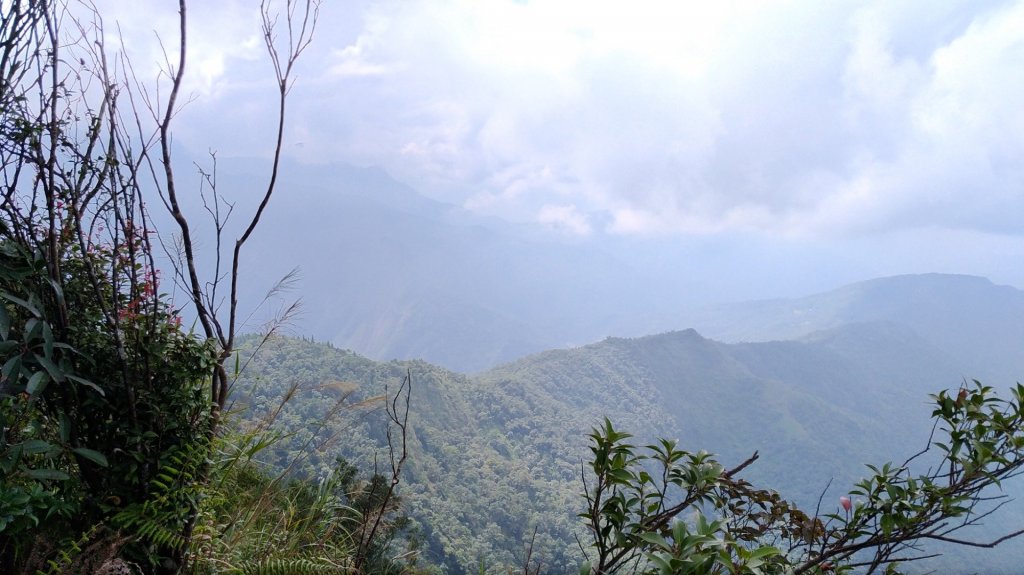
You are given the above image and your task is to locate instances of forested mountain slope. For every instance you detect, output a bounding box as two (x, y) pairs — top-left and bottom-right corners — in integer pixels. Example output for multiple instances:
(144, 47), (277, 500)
(233, 319), (1024, 574)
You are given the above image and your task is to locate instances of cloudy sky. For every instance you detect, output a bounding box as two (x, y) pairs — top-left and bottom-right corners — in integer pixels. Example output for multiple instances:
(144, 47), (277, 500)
(98, 0), (1024, 294)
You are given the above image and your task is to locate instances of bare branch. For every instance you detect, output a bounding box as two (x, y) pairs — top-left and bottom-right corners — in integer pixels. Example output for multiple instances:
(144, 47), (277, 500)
(354, 369), (411, 572)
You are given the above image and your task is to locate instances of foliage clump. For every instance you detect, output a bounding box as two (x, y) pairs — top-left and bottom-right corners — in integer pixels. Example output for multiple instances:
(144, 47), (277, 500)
(0, 0), (399, 573)
(579, 382), (1024, 574)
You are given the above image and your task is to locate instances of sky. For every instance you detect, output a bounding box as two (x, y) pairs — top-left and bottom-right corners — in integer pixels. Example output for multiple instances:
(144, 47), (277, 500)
(94, 0), (1024, 295)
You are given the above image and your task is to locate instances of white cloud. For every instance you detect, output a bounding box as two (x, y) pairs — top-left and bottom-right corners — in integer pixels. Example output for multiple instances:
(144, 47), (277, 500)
(94, 0), (1024, 243)
(813, 1), (1024, 236)
(327, 44), (390, 77)
(94, 0), (264, 98)
(537, 204), (592, 236)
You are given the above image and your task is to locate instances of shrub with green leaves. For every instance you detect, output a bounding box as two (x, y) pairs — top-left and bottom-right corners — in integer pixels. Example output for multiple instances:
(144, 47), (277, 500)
(580, 382), (1024, 575)
(1, 0), (319, 570)
(0, 206), (216, 572)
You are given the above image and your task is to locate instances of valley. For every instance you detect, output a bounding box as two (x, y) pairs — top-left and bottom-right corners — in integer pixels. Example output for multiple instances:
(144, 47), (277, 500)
(232, 274), (1024, 573)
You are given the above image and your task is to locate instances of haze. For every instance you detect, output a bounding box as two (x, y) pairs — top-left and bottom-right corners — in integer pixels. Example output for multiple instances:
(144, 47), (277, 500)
(96, 0), (1024, 364)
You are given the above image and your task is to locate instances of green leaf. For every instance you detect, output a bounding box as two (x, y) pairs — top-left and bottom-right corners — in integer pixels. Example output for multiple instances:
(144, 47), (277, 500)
(66, 374), (103, 395)
(2, 354), (22, 381)
(647, 553), (673, 574)
(0, 303), (9, 340)
(59, 412), (71, 443)
(46, 278), (65, 308)
(34, 354), (65, 383)
(881, 514), (894, 537)
(638, 531), (670, 550)
(747, 546), (781, 560)
(672, 520), (688, 543)
(41, 321), (53, 359)
(21, 439), (57, 455)
(25, 318), (40, 340)
(26, 370), (49, 395)
(609, 468), (633, 483)
(72, 448), (108, 467)
(24, 468), (69, 481)
(0, 292), (40, 317)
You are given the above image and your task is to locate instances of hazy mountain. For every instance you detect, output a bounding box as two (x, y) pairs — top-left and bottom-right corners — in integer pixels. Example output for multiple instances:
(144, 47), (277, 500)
(676, 273), (1024, 383)
(227, 159), (653, 371)
(209, 160), (1024, 380)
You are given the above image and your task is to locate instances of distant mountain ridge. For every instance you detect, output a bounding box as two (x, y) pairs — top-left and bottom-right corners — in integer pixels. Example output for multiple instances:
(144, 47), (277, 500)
(209, 158), (1024, 375)
(677, 273), (1024, 384)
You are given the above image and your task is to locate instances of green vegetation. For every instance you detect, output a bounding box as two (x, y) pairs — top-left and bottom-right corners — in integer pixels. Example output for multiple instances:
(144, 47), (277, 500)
(0, 0), (419, 572)
(0, 0), (217, 566)
(186, 392), (420, 575)
(578, 381), (1024, 574)
(0, 229), (215, 571)
(0, 226), (419, 572)
(3, 1), (1024, 574)
(228, 331), (1024, 574)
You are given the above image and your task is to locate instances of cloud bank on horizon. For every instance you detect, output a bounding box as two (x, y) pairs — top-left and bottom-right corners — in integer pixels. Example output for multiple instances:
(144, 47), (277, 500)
(104, 0), (1023, 244)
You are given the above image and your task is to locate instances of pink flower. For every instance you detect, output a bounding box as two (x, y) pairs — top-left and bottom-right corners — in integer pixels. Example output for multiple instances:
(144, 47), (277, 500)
(839, 496), (852, 512)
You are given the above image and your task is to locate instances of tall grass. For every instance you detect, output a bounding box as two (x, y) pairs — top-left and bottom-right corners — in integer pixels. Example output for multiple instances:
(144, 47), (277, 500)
(184, 346), (421, 574)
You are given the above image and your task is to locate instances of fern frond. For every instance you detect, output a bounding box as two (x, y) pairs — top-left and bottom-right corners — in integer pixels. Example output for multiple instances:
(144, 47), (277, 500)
(112, 438), (210, 551)
(35, 523), (96, 575)
(112, 509), (187, 551)
(237, 557), (351, 575)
